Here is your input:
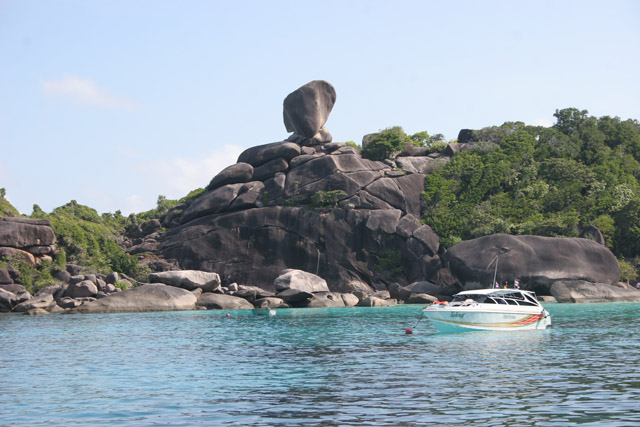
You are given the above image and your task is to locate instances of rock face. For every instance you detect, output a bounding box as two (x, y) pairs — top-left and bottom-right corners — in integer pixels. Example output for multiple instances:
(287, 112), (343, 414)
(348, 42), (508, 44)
(149, 270), (221, 292)
(443, 234), (620, 293)
(0, 217), (56, 263)
(283, 80), (336, 141)
(70, 284), (197, 314)
(550, 280), (640, 303)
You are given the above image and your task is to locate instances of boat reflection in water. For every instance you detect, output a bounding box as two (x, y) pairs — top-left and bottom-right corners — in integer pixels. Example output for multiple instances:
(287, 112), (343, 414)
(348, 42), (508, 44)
(422, 288), (551, 333)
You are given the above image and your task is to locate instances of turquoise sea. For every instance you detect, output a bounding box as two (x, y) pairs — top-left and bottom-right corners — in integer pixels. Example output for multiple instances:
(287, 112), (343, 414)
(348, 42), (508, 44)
(1, 302), (639, 426)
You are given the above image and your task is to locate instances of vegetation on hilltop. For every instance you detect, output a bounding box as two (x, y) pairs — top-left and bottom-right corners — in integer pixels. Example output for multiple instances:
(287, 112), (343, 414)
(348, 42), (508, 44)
(361, 126), (447, 161)
(420, 109), (640, 271)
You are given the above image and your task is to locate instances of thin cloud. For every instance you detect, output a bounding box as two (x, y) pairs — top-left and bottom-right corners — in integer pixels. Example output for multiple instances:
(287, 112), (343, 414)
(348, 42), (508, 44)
(41, 74), (136, 109)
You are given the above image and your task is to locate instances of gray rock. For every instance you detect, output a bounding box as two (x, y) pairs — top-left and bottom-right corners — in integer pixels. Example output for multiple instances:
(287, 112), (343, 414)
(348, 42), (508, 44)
(70, 284), (197, 313)
(274, 269), (329, 293)
(290, 153), (326, 169)
(303, 292), (346, 308)
(65, 280), (98, 298)
(229, 181), (265, 211)
(0, 283), (30, 304)
(283, 80), (336, 137)
(181, 183), (247, 224)
(252, 158), (289, 181)
(237, 141), (301, 168)
(56, 296), (83, 309)
(550, 280), (640, 303)
(357, 296), (397, 307)
(208, 162), (254, 190)
(406, 293), (437, 304)
(0, 267), (12, 284)
(253, 297), (289, 309)
(364, 174), (425, 216)
(148, 270), (221, 292)
(395, 157), (439, 174)
(366, 209), (402, 234)
(139, 219), (161, 236)
(443, 234), (621, 292)
(105, 272), (119, 285)
(13, 293), (56, 312)
(579, 225), (605, 246)
(395, 214), (422, 239)
(0, 288), (19, 312)
(341, 293), (360, 307)
(0, 217), (56, 250)
(196, 293), (254, 310)
(275, 288), (313, 304)
(53, 269), (71, 283)
(412, 225), (440, 256)
(234, 285), (275, 302)
(307, 126), (333, 145)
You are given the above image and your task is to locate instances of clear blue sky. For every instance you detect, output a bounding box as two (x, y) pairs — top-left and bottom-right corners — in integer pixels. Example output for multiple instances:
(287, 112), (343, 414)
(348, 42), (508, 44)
(1, 0), (639, 216)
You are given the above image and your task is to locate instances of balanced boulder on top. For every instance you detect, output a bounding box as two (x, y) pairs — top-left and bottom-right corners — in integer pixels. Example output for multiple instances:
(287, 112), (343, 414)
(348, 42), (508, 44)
(283, 80), (336, 140)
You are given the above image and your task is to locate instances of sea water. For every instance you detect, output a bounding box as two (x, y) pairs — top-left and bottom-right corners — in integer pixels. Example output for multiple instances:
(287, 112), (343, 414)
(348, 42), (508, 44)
(1, 303), (639, 426)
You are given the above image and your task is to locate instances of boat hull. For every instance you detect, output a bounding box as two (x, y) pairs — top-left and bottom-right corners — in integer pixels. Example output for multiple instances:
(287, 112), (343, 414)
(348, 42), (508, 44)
(423, 307), (551, 333)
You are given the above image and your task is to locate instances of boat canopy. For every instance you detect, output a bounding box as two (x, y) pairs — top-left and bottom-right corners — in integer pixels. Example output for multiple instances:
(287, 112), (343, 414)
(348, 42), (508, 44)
(451, 289), (540, 306)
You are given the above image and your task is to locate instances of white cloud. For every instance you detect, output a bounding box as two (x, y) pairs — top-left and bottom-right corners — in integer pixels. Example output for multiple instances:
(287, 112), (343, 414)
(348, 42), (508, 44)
(41, 74), (136, 109)
(146, 144), (245, 198)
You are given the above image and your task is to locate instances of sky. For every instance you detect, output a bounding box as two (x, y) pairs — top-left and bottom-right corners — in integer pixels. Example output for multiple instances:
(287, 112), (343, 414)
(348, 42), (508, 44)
(1, 0), (639, 216)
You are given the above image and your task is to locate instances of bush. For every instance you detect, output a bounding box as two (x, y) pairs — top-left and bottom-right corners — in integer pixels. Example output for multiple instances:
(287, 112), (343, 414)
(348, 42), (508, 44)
(311, 190), (347, 208)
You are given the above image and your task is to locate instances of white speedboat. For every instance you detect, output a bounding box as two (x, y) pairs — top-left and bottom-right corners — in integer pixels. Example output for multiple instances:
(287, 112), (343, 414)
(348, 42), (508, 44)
(422, 288), (551, 333)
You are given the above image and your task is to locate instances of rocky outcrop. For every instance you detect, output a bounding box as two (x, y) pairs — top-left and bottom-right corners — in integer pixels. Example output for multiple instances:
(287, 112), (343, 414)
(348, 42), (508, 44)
(70, 284), (197, 314)
(0, 217), (56, 265)
(283, 80), (336, 143)
(196, 293), (254, 310)
(550, 281), (640, 303)
(443, 234), (621, 294)
(274, 269), (329, 293)
(149, 270), (221, 292)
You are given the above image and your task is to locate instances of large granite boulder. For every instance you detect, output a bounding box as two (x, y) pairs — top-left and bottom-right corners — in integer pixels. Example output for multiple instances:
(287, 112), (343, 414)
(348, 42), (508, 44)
(149, 270), (221, 292)
(550, 280), (640, 303)
(0, 287), (19, 312)
(70, 284), (197, 314)
(443, 234), (620, 293)
(0, 217), (56, 256)
(159, 206), (434, 293)
(65, 280), (98, 298)
(12, 293), (57, 313)
(208, 163), (254, 190)
(283, 80), (336, 138)
(196, 293), (254, 310)
(237, 142), (301, 168)
(274, 269), (329, 293)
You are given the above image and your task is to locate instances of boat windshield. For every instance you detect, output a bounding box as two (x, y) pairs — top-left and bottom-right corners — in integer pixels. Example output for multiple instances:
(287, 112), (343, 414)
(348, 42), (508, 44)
(451, 291), (540, 306)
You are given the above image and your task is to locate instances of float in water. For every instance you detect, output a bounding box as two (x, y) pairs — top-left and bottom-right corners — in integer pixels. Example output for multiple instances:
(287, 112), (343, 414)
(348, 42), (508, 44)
(422, 288), (551, 333)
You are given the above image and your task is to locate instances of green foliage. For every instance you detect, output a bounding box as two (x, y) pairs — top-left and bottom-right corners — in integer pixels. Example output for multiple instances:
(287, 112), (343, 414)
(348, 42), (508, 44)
(421, 109), (640, 258)
(36, 200), (141, 277)
(361, 127), (448, 161)
(345, 141), (361, 150)
(618, 259), (637, 282)
(0, 188), (21, 217)
(373, 250), (404, 275)
(311, 190), (347, 208)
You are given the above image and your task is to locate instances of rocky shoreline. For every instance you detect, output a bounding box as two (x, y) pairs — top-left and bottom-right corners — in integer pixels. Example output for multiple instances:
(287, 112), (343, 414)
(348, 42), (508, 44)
(2, 80), (639, 315)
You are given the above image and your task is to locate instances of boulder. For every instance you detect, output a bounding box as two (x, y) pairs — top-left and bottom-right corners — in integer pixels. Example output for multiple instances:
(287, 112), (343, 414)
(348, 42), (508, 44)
(406, 293), (437, 304)
(357, 296), (397, 307)
(237, 141), (301, 168)
(181, 183), (247, 224)
(234, 285), (275, 302)
(364, 174), (425, 216)
(412, 225), (440, 256)
(196, 293), (254, 310)
(53, 269), (71, 283)
(229, 181), (265, 211)
(70, 284), (197, 313)
(139, 219), (161, 236)
(13, 293), (56, 312)
(253, 297), (289, 309)
(274, 269), (329, 293)
(105, 272), (119, 285)
(56, 296), (83, 309)
(395, 214), (422, 239)
(0, 247), (36, 266)
(65, 280), (98, 298)
(550, 280), (640, 303)
(208, 162), (254, 190)
(0, 217), (56, 251)
(36, 283), (65, 298)
(0, 267), (12, 284)
(275, 288), (313, 304)
(0, 283), (30, 303)
(341, 293), (360, 307)
(252, 158), (289, 182)
(303, 292), (346, 308)
(283, 80), (336, 138)
(149, 270), (222, 292)
(395, 157), (444, 174)
(443, 234), (620, 292)
(579, 225), (605, 246)
(0, 287), (19, 312)
(366, 209), (402, 234)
